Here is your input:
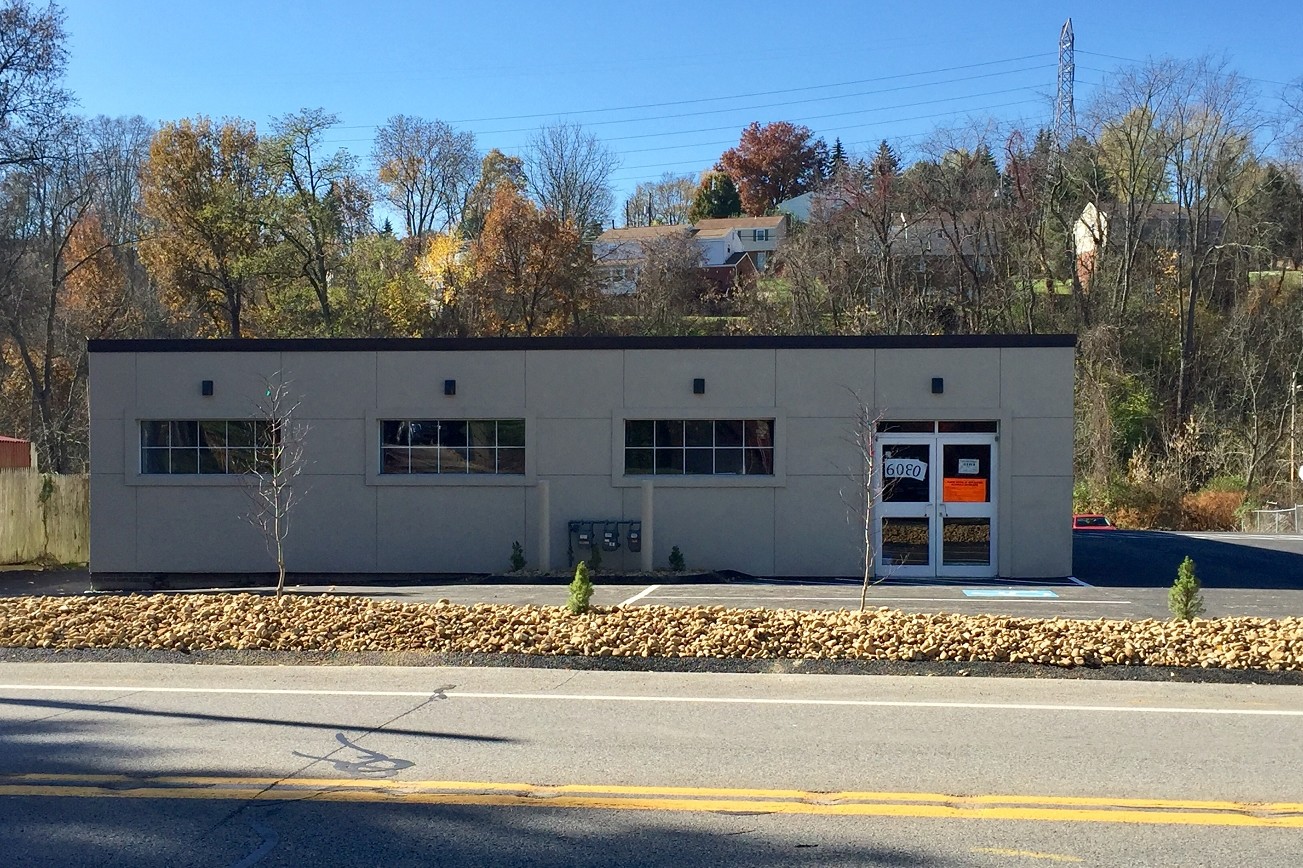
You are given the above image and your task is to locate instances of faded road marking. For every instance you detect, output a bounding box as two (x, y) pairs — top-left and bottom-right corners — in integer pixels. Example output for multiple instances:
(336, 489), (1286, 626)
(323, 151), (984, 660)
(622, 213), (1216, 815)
(972, 847), (1082, 862)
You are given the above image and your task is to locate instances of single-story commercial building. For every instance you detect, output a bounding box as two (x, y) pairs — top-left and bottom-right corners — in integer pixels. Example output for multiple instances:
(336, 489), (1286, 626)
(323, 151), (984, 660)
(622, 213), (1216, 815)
(87, 335), (1074, 582)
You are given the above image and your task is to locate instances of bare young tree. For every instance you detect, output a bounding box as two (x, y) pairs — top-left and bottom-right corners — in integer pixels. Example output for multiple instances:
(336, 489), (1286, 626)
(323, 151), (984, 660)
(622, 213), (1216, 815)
(372, 114), (478, 238)
(524, 121), (617, 234)
(244, 375), (309, 598)
(843, 395), (888, 611)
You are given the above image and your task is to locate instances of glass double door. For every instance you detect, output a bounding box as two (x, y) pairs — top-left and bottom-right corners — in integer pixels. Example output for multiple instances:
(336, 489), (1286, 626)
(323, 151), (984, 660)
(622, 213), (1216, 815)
(874, 434), (998, 578)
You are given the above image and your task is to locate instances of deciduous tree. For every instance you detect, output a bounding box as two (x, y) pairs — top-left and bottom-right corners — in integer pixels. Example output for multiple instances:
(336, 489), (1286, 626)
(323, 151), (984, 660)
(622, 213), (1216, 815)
(0, 120), (131, 471)
(718, 121), (828, 216)
(139, 116), (268, 338)
(464, 187), (596, 335)
(629, 231), (709, 334)
(0, 0), (70, 170)
(622, 173), (695, 227)
(372, 115), (477, 238)
(461, 148), (526, 239)
(332, 231), (431, 337)
(262, 108), (371, 326)
(524, 121), (617, 235)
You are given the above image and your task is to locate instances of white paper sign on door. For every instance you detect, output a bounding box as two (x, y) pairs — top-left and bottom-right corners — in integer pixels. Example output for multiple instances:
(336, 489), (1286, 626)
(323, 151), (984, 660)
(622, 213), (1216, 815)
(883, 458), (927, 480)
(957, 458), (980, 475)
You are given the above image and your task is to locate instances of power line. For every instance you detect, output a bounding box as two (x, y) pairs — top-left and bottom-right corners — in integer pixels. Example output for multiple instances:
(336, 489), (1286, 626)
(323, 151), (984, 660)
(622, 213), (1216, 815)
(1077, 50), (1295, 87)
(607, 98), (1049, 161)
(455, 54), (1052, 124)
(586, 87), (1048, 145)
(332, 53), (1054, 131)
(606, 100), (1048, 179)
(322, 84), (1051, 152)
(471, 64), (1054, 135)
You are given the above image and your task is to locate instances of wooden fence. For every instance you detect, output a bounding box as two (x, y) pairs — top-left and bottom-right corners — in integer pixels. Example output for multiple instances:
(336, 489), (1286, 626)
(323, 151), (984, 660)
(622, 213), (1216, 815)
(0, 469), (89, 565)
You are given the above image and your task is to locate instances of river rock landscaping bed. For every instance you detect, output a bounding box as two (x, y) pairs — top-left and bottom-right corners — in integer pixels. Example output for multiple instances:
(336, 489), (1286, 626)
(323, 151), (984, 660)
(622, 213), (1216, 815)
(1, 593), (1300, 672)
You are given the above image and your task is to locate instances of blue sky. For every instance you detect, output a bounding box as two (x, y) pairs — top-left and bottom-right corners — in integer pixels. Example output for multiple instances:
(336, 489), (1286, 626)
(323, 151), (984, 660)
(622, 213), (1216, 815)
(59, 0), (1302, 217)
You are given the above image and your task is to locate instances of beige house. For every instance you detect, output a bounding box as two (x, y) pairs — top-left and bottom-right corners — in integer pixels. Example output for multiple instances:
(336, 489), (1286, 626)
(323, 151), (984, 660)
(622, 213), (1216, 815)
(591, 225), (692, 295)
(88, 335), (1075, 584)
(592, 215), (789, 294)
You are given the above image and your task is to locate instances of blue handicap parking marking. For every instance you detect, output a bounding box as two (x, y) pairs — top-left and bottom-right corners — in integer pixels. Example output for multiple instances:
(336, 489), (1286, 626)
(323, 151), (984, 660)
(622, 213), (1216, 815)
(962, 589), (1060, 598)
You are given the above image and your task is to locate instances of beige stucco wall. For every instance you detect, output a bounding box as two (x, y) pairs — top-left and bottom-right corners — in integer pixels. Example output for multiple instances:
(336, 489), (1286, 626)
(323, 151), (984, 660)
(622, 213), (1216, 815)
(88, 340), (1074, 578)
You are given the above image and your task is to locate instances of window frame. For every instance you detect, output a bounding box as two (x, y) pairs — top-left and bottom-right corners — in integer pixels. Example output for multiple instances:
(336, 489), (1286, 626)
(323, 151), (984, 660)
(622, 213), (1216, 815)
(366, 410), (535, 487)
(125, 416), (275, 487)
(610, 409), (785, 488)
(378, 418), (527, 477)
(139, 419), (280, 477)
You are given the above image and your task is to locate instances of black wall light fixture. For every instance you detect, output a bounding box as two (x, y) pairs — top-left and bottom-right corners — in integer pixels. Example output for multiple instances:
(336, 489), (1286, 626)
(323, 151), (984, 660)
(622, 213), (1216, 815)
(931, 377), (944, 394)
(201, 380), (214, 396)
(444, 379), (456, 396)
(693, 378), (706, 394)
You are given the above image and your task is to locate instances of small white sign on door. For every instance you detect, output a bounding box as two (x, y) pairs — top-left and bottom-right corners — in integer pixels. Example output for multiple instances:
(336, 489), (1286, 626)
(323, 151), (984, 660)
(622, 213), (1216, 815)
(957, 458), (980, 475)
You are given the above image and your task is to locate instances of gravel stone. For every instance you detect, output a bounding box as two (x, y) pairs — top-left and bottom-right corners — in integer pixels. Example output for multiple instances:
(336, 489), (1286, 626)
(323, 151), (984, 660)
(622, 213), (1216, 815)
(0, 593), (1298, 676)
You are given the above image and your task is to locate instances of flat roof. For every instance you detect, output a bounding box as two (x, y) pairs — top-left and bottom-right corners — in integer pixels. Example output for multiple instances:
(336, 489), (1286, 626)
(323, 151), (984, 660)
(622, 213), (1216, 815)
(89, 335), (1076, 353)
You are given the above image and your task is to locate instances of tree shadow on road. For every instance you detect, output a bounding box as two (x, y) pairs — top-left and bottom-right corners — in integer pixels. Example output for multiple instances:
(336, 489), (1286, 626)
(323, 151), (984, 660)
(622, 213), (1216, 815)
(0, 704), (950, 868)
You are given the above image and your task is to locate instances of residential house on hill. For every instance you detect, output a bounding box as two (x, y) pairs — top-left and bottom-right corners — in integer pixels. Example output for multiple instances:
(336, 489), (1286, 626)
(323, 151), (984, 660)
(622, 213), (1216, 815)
(1074, 201), (1227, 289)
(692, 215), (787, 292)
(591, 225), (693, 295)
(592, 215), (789, 295)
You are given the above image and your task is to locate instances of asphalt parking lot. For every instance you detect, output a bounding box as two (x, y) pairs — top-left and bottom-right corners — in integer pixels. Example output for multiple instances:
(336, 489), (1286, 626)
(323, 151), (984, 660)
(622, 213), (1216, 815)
(4, 531), (1303, 620)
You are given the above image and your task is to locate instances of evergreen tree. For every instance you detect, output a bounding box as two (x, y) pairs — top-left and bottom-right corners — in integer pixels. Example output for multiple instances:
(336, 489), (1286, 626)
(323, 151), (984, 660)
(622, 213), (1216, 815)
(688, 171), (743, 222)
(829, 138), (848, 177)
(869, 140), (900, 179)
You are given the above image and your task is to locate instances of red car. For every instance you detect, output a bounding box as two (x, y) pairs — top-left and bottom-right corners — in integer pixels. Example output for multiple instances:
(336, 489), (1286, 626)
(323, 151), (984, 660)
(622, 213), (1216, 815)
(1073, 513), (1117, 530)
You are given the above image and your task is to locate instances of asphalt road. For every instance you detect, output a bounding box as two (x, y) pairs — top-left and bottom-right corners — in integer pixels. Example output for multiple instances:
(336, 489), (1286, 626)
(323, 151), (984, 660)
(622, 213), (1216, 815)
(1073, 530), (1303, 589)
(1, 663), (1301, 866)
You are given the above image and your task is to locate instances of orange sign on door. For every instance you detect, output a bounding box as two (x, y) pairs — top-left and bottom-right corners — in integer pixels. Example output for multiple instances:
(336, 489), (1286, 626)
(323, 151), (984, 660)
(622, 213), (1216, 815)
(943, 477), (987, 502)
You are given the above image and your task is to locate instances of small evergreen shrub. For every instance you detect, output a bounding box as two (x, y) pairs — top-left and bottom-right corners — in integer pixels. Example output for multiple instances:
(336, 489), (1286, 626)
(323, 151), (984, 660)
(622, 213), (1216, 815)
(668, 545), (686, 572)
(1169, 556), (1205, 620)
(509, 540), (526, 572)
(567, 561), (594, 614)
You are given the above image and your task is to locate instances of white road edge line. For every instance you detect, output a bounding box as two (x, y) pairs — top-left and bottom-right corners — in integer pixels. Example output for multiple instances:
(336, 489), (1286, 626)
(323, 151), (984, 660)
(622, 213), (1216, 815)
(1067, 576), (1093, 587)
(618, 585), (661, 607)
(1, 684), (1299, 716)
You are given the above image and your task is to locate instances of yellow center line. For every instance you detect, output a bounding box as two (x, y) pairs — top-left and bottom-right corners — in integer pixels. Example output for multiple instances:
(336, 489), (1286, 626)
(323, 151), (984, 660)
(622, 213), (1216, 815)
(1, 775), (1300, 826)
(5, 773), (1301, 814)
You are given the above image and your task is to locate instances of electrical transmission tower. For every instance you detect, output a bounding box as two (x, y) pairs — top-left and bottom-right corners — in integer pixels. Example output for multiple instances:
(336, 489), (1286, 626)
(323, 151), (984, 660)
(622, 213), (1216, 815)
(1053, 18), (1076, 151)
